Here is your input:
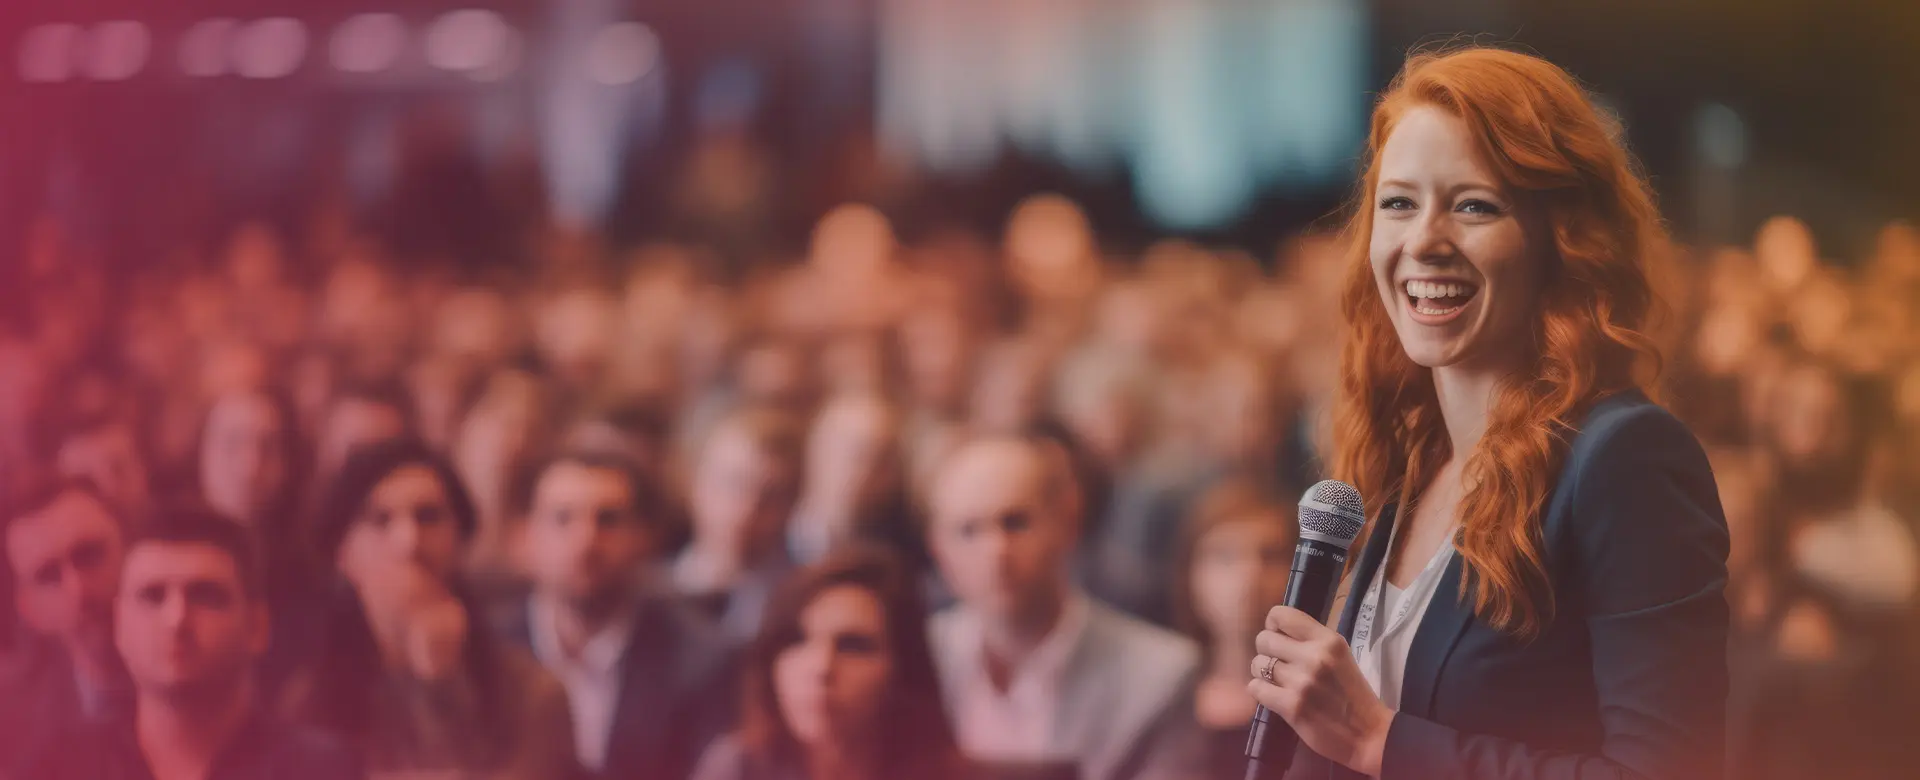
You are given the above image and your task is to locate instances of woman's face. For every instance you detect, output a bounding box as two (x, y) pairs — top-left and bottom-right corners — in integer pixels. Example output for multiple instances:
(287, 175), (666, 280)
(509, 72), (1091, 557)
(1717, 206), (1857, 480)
(337, 464), (464, 583)
(805, 398), (898, 513)
(199, 392), (290, 525)
(1370, 106), (1546, 373)
(692, 425), (796, 554)
(1191, 514), (1294, 642)
(773, 584), (894, 749)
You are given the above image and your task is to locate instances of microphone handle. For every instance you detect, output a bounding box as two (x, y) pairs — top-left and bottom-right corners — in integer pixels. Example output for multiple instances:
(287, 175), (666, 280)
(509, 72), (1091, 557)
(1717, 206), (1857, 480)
(1244, 537), (1349, 780)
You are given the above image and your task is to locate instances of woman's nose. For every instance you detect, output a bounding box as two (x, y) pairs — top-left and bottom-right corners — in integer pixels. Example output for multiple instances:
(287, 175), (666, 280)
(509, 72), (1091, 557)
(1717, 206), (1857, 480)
(1405, 211), (1458, 263)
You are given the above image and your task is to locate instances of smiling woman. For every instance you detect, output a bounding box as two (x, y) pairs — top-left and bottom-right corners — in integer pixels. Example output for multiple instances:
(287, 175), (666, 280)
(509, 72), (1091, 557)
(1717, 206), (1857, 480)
(1245, 46), (1729, 780)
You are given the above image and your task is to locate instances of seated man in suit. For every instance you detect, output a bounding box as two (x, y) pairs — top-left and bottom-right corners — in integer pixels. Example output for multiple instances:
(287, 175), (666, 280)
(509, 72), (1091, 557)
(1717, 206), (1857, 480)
(1, 477), (133, 772)
(19, 507), (364, 780)
(926, 435), (1203, 780)
(503, 450), (736, 780)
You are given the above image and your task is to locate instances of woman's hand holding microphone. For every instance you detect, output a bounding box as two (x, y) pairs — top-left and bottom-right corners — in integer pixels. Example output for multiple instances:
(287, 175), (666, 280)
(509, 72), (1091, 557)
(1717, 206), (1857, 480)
(1248, 606), (1395, 777)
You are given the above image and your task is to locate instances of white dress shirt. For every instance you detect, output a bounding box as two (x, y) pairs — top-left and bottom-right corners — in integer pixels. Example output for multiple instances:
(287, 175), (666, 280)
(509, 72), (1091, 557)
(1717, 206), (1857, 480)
(946, 593), (1092, 762)
(528, 595), (636, 771)
(1350, 529), (1456, 710)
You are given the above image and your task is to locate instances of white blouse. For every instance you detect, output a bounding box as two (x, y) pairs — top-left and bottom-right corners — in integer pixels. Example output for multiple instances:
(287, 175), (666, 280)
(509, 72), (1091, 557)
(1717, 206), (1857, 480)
(1350, 527), (1458, 710)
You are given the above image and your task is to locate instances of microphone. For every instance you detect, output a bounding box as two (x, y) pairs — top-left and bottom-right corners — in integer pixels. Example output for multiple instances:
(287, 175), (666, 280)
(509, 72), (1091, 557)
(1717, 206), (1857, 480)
(1244, 479), (1366, 780)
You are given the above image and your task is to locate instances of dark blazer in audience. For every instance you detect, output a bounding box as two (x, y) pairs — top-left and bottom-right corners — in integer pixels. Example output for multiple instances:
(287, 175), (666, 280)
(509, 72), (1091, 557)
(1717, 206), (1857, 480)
(499, 593), (739, 780)
(0, 640), (129, 775)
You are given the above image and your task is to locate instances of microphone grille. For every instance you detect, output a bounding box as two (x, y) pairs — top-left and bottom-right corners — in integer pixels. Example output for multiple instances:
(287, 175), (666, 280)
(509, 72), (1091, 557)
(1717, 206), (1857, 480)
(1298, 479), (1365, 548)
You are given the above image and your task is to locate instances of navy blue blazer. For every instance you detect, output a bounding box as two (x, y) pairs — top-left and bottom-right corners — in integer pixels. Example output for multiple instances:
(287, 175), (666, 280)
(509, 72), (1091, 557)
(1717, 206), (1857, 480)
(1287, 391), (1730, 780)
(499, 594), (740, 780)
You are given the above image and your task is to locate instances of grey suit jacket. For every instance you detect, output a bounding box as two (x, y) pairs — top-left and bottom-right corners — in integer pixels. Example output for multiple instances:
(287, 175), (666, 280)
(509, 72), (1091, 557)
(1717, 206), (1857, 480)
(929, 599), (1203, 780)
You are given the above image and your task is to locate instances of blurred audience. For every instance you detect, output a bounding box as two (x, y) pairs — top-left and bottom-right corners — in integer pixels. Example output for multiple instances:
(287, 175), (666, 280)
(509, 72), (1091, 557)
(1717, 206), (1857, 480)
(2, 180), (1917, 780)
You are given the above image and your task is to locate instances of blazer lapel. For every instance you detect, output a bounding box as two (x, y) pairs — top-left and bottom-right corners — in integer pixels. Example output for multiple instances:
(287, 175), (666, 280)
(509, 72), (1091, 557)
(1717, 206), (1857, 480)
(1397, 551), (1473, 720)
(604, 600), (676, 777)
(1336, 505), (1396, 640)
(1321, 507), (1396, 780)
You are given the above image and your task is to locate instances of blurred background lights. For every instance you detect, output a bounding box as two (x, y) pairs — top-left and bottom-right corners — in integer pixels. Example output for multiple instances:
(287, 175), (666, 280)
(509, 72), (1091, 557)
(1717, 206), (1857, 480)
(466, 24), (524, 82)
(232, 18), (308, 80)
(584, 22), (661, 86)
(329, 13), (407, 75)
(17, 23), (82, 83)
(82, 21), (150, 82)
(425, 9), (513, 73)
(178, 18), (238, 77)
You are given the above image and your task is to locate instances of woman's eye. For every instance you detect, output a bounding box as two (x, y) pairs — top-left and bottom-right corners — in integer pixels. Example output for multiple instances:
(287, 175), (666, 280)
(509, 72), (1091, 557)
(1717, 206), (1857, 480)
(1378, 196), (1415, 211)
(1458, 199), (1503, 216)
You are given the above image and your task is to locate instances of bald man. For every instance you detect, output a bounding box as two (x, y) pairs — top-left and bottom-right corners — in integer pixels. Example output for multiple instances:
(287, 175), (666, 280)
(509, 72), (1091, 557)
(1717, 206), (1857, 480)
(926, 436), (1202, 780)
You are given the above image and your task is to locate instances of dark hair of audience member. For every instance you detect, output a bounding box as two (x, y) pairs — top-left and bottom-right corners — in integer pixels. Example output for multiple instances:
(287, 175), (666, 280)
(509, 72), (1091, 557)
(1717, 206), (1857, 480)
(1023, 417), (1111, 538)
(128, 503), (264, 601)
(738, 545), (965, 780)
(300, 439), (510, 749)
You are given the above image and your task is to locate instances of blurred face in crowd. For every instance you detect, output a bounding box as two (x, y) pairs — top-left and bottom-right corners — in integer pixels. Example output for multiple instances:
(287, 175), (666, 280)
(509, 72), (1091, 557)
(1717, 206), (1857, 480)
(970, 342), (1047, 434)
(116, 542), (266, 699)
(337, 464), (464, 583)
(536, 289), (618, 387)
(200, 391), (292, 525)
(773, 584), (894, 748)
(1770, 364), (1846, 467)
(820, 337), (888, 397)
(1693, 302), (1764, 377)
(1197, 356), (1276, 466)
(7, 490), (124, 657)
(1190, 508), (1294, 643)
(318, 397), (408, 479)
(899, 306), (974, 414)
(740, 343), (812, 410)
(57, 423), (151, 515)
(692, 421), (798, 558)
(1755, 216), (1818, 293)
(522, 461), (654, 608)
(1006, 194), (1098, 302)
(1370, 106), (1546, 373)
(804, 395), (900, 515)
(433, 288), (517, 366)
(929, 440), (1077, 625)
(1055, 357), (1146, 469)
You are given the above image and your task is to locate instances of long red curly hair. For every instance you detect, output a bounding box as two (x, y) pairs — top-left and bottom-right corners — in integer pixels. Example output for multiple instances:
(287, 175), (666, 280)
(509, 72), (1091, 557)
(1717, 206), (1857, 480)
(1332, 46), (1667, 640)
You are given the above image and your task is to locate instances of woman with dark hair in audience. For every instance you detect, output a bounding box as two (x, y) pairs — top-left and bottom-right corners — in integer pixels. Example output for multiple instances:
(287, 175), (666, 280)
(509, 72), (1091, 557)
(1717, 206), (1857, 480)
(194, 384), (323, 693)
(1167, 479), (1297, 779)
(691, 546), (970, 780)
(284, 439), (576, 780)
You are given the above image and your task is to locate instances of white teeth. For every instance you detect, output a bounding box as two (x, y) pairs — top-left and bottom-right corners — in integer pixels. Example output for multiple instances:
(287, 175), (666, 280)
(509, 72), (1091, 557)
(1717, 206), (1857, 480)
(1403, 280), (1476, 300)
